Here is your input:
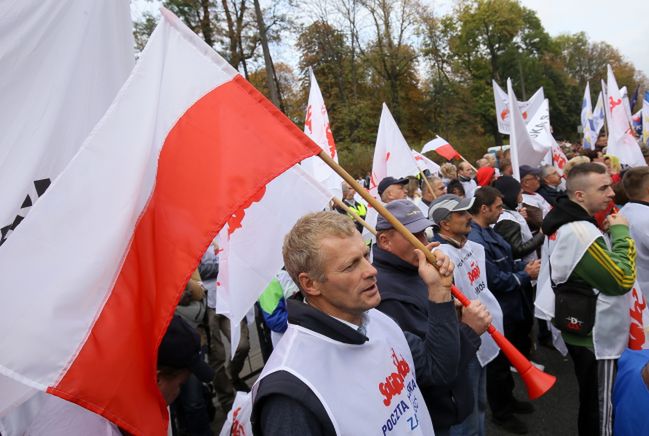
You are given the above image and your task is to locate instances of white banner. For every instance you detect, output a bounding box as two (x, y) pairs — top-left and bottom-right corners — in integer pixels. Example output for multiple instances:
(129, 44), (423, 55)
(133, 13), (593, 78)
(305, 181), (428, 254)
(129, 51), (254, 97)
(215, 165), (332, 337)
(369, 104), (419, 197)
(508, 81), (551, 180)
(0, 0), (134, 247)
(301, 68), (343, 199)
(606, 65), (645, 167)
(493, 80), (544, 135)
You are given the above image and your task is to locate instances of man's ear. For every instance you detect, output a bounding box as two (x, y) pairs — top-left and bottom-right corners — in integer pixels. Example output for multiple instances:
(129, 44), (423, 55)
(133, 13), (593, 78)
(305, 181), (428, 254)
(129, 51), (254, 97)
(376, 231), (391, 250)
(480, 204), (489, 215)
(298, 272), (320, 298)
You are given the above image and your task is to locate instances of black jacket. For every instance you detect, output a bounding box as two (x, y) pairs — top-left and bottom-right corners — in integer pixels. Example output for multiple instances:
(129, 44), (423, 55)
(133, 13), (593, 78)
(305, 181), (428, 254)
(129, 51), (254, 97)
(252, 297), (461, 435)
(373, 245), (480, 431)
(494, 210), (544, 260)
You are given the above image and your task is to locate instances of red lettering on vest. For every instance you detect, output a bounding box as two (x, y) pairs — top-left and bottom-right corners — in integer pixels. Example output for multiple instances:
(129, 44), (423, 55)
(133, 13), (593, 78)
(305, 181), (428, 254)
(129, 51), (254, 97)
(628, 287), (647, 350)
(231, 406), (246, 436)
(378, 349), (411, 407)
(467, 260), (481, 285)
(385, 152), (391, 162)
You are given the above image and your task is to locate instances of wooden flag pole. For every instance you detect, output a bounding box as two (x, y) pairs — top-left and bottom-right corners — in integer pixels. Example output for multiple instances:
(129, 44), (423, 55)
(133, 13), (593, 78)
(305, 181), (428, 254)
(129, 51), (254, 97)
(419, 171), (437, 200)
(458, 154), (478, 173)
(316, 150), (556, 400)
(331, 196), (376, 236)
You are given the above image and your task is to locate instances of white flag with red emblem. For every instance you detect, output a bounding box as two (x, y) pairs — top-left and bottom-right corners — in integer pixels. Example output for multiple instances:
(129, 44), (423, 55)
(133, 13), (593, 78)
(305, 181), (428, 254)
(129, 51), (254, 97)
(606, 65), (645, 167)
(301, 68), (342, 198)
(420, 136), (460, 161)
(493, 80), (544, 135)
(411, 149), (441, 175)
(0, 9), (322, 435)
(0, 0), (134, 248)
(369, 104), (419, 197)
(214, 164), (331, 337)
(508, 80), (552, 180)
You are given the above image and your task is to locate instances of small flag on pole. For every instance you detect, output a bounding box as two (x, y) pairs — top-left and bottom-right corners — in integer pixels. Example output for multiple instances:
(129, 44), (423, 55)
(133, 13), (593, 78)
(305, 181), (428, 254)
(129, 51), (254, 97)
(421, 136), (460, 161)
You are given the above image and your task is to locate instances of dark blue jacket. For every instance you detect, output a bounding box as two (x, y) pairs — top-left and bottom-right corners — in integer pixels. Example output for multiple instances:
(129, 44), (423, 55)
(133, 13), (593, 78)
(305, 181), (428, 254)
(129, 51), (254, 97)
(467, 221), (531, 322)
(373, 245), (479, 431)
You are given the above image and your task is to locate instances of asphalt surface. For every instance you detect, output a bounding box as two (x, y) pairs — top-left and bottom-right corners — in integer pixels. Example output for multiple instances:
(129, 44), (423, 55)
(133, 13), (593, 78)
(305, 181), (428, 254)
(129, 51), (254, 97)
(485, 341), (579, 436)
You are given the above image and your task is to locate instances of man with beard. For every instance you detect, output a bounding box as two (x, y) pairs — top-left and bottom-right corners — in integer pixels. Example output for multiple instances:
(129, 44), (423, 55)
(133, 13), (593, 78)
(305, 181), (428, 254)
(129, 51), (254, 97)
(468, 187), (539, 434)
(429, 194), (504, 436)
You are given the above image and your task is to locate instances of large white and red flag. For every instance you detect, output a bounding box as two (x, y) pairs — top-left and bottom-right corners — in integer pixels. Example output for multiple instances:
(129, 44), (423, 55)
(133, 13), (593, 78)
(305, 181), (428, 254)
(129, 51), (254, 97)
(214, 164), (332, 351)
(0, 9), (321, 435)
(369, 103), (419, 197)
(411, 149), (441, 175)
(507, 80), (551, 181)
(493, 80), (544, 135)
(420, 136), (460, 161)
(606, 65), (645, 167)
(0, 0), (134, 247)
(300, 68), (343, 198)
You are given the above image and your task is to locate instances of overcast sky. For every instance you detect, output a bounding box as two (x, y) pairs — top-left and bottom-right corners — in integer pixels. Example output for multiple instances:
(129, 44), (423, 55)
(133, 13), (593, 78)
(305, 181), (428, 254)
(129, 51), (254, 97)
(132, 0), (648, 76)
(521, 0), (648, 76)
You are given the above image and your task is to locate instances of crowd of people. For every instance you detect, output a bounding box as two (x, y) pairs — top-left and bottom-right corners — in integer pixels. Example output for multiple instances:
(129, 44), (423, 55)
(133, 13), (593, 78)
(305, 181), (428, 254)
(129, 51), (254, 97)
(11, 145), (649, 436)
(244, 145), (649, 436)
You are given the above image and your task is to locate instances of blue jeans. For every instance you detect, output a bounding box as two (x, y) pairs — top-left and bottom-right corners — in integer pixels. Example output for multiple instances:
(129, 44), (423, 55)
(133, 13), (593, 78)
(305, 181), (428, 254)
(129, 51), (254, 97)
(449, 356), (486, 436)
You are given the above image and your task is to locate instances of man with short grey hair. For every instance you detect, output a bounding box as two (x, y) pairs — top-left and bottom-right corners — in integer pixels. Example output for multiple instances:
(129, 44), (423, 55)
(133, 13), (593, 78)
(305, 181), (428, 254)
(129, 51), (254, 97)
(252, 211), (459, 435)
(537, 165), (564, 207)
(458, 162), (477, 198)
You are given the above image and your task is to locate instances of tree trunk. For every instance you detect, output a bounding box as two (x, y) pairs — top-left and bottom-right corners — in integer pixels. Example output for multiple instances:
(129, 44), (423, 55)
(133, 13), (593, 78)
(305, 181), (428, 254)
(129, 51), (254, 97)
(253, 0), (282, 110)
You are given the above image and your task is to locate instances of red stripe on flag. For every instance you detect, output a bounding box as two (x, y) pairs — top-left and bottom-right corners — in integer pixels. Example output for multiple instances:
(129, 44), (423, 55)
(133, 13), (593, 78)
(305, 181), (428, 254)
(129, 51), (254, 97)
(434, 144), (459, 161)
(47, 76), (320, 435)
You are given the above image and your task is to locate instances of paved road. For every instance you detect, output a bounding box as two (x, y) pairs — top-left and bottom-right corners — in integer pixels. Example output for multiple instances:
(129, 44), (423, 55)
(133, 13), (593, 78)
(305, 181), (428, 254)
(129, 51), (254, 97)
(486, 342), (579, 435)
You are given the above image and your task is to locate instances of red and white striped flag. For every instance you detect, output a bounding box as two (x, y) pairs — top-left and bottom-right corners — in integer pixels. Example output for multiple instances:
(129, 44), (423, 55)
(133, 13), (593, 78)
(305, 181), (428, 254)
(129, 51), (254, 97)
(420, 136), (459, 161)
(0, 9), (321, 435)
(301, 68), (342, 198)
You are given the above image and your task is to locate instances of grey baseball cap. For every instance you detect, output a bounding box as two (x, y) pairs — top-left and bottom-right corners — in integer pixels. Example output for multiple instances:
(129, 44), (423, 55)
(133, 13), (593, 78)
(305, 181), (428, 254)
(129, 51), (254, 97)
(428, 194), (475, 225)
(376, 199), (433, 233)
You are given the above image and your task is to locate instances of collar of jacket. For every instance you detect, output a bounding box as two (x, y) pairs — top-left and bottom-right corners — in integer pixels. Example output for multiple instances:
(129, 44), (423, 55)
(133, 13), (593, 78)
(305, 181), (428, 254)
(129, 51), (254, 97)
(541, 195), (597, 236)
(372, 245), (428, 308)
(286, 299), (368, 345)
(433, 232), (467, 249)
(470, 221), (501, 244)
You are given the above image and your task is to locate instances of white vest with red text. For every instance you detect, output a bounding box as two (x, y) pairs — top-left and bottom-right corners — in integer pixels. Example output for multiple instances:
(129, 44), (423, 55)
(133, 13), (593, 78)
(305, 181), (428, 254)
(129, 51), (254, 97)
(437, 241), (504, 366)
(548, 220), (630, 359)
(252, 308), (434, 436)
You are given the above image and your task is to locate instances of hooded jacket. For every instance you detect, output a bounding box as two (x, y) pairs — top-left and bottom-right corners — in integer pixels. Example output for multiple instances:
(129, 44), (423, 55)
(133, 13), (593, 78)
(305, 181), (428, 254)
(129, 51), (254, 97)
(542, 195), (636, 348)
(373, 245), (479, 431)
